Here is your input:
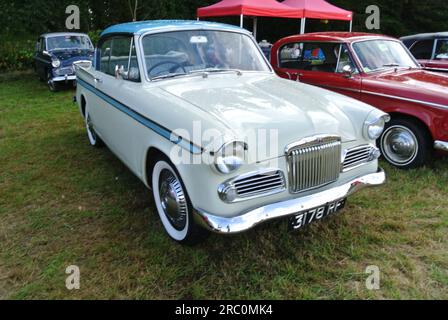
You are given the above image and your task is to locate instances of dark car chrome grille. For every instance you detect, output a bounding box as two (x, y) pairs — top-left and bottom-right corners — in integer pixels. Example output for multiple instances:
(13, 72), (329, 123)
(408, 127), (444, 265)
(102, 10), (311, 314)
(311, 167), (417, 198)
(286, 136), (342, 193)
(218, 170), (286, 203)
(342, 145), (375, 171)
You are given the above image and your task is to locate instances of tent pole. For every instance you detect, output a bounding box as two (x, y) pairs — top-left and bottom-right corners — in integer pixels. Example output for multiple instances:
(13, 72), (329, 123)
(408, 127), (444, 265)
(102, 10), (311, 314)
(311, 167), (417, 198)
(349, 20), (353, 32)
(253, 17), (258, 40)
(300, 18), (306, 34)
(240, 14), (244, 28)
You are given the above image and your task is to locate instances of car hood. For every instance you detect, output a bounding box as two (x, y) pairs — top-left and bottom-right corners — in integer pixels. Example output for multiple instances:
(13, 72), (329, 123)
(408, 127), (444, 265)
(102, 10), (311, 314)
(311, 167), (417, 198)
(157, 73), (376, 157)
(51, 50), (94, 66)
(363, 69), (448, 107)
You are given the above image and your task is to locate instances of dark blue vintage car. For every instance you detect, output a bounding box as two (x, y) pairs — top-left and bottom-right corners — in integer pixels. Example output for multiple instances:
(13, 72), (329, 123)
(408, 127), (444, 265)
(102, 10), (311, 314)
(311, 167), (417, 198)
(34, 32), (94, 92)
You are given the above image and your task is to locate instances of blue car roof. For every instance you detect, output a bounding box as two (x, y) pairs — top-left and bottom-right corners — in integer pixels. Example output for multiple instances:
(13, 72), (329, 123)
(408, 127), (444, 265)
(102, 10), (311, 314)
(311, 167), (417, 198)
(101, 20), (248, 37)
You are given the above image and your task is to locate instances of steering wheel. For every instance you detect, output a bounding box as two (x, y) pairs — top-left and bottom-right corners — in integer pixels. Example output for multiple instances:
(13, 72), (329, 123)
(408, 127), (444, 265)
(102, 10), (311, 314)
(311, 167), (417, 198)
(148, 61), (187, 76)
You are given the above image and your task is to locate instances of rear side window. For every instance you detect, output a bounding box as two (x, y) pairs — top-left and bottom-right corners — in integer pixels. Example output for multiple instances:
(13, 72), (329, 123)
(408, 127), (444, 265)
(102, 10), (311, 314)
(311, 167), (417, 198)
(279, 42), (344, 73)
(410, 40), (434, 59)
(435, 39), (448, 59)
(98, 36), (140, 82)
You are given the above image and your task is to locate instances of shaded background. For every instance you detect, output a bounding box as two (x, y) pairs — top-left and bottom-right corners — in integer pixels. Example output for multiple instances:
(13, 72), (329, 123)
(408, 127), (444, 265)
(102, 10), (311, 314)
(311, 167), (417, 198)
(1, 0), (447, 71)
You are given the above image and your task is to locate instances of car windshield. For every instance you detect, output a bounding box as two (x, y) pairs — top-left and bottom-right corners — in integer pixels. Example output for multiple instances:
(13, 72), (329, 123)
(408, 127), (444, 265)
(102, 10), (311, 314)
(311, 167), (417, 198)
(142, 30), (270, 80)
(352, 40), (419, 73)
(47, 35), (93, 51)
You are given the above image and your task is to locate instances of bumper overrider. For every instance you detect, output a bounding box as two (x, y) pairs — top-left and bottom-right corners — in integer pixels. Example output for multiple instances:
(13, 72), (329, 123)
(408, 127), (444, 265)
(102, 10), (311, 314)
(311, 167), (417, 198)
(194, 168), (386, 234)
(434, 140), (448, 152)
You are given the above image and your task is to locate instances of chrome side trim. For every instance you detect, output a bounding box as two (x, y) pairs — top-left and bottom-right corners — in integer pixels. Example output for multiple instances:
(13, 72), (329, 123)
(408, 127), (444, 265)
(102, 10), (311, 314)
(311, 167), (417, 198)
(362, 90), (448, 111)
(434, 140), (448, 152)
(195, 168), (386, 234)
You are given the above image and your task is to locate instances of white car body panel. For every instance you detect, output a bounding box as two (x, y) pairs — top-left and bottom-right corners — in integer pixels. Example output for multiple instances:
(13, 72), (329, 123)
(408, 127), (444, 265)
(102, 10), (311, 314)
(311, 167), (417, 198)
(75, 21), (387, 232)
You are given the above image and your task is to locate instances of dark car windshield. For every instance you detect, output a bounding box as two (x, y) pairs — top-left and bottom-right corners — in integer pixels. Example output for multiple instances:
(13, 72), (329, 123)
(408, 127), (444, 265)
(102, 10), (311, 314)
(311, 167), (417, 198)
(47, 35), (93, 51)
(353, 40), (419, 73)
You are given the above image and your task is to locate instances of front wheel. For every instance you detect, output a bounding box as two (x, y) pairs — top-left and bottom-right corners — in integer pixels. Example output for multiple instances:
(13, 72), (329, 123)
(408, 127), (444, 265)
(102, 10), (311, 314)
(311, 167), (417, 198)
(379, 118), (432, 169)
(47, 70), (59, 92)
(152, 159), (208, 245)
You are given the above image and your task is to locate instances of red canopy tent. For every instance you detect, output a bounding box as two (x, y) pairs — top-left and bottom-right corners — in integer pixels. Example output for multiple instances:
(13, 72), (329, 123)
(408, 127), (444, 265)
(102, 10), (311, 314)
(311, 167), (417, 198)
(197, 0), (302, 39)
(281, 0), (353, 34)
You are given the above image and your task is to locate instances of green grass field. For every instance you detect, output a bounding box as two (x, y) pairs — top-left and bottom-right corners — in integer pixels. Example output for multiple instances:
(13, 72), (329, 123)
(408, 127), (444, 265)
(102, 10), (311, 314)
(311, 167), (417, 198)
(0, 71), (447, 300)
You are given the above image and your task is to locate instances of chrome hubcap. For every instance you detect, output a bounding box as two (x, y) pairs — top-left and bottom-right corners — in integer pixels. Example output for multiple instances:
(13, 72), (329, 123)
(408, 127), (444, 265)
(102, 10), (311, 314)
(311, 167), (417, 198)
(86, 114), (96, 142)
(382, 126), (418, 165)
(159, 169), (187, 231)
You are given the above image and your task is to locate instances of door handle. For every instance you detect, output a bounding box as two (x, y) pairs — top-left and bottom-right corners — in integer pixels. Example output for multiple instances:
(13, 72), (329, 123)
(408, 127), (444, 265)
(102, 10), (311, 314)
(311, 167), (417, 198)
(94, 77), (103, 84)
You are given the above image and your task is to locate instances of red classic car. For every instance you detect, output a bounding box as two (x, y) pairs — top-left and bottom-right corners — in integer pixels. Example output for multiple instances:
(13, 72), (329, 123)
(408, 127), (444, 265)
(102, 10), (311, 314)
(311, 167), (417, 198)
(401, 32), (448, 73)
(271, 32), (448, 169)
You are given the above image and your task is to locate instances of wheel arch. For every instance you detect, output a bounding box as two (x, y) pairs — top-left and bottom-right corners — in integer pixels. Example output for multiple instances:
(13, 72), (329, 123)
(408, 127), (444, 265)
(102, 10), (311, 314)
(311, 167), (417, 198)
(144, 147), (173, 189)
(386, 111), (434, 141)
(80, 94), (87, 118)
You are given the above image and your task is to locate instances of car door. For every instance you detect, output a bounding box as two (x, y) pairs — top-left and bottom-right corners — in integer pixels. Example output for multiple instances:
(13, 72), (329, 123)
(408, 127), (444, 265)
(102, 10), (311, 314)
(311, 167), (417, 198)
(34, 37), (49, 79)
(277, 41), (362, 100)
(90, 35), (142, 170)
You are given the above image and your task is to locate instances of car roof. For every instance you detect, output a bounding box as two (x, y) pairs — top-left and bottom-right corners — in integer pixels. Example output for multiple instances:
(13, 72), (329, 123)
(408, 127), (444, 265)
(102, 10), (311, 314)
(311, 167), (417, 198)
(41, 32), (89, 38)
(400, 32), (448, 41)
(101, 20), (249, 37)
(276, 32), (397, 43)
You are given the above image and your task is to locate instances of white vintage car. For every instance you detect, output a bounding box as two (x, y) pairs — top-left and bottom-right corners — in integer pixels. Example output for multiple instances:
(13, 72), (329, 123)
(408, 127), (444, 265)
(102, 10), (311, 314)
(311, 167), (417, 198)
(75, 20), (388, 244)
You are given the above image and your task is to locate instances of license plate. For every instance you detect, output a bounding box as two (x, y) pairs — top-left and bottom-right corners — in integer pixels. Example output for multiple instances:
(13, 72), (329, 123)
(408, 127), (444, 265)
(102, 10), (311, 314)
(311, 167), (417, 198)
(288, 198), (347, 231)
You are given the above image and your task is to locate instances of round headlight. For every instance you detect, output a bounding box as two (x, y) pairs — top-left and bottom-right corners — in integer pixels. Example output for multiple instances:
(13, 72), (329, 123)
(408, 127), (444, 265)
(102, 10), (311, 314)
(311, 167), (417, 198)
(214, 141), (246, 174)
(364, 114), (390, 140)
(52, 59), (61, 68)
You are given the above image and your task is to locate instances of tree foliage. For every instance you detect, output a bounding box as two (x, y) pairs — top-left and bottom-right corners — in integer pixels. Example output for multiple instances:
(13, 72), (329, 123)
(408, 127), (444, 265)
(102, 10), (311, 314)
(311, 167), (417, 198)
(0, 0), (447, 41)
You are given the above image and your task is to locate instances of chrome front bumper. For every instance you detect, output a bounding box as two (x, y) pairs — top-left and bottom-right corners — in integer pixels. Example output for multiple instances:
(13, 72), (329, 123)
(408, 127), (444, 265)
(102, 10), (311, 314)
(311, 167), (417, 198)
(52, 75), (77, 82)
(435, 140), (448, 152)
(194, 168), (386, 234)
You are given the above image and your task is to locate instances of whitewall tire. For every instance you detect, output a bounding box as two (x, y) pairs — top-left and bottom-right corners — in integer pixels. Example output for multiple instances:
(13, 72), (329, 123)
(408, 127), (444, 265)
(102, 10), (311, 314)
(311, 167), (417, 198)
(85, 107), (103, 148)
(152, 159), (207, 244)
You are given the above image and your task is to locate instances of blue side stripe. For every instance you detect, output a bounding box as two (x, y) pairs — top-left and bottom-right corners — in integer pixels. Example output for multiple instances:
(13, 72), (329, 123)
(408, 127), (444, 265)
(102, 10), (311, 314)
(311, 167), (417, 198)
(77, 78), (202, 154)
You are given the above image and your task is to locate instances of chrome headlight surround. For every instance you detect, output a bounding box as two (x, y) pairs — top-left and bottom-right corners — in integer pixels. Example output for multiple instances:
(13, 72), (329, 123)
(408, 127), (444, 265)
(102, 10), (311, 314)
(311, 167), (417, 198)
(213, 141), (247, 175)
(363, 112), (391, 140)
(52, 59), (61, 68)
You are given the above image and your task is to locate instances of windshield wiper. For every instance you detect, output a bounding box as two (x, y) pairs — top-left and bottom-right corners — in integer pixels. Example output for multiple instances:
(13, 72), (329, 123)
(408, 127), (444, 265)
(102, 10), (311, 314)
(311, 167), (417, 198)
(189, 68), (243, 76)
(150, 72), (188, 81)
(382, 63), (400, 68)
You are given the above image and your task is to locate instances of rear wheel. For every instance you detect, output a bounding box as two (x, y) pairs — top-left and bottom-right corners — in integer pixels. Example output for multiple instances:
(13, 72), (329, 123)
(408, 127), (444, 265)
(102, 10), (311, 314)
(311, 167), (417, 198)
(152, 159), (208, 245)
(85, 107), (104, 148)
(379, 118), (432, 169)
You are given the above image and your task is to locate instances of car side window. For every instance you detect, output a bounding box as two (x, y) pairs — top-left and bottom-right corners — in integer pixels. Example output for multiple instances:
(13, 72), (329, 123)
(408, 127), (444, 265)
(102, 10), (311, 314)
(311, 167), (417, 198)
(435, 40), (448, 59)
(100, 39), (113, 75)
(279, 42), (342, 73)
(410, 40), (434, 59)
(99, 37), (140, 82)
(335, 45), (358, 74)
(39, 38), (46, 52)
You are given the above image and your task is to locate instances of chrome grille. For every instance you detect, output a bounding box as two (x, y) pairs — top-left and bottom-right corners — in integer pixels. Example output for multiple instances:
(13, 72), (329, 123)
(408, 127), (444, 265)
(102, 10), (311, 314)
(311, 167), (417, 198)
(286, 136), (341, 193)
(218, 170), (286, 203)
(235, 171), (285, 198)
(343, 145), (375, 171)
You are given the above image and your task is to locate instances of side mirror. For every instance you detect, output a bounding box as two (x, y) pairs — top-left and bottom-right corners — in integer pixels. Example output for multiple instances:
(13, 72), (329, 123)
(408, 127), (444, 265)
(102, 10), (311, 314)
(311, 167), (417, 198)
(342, 65), (354, 78)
